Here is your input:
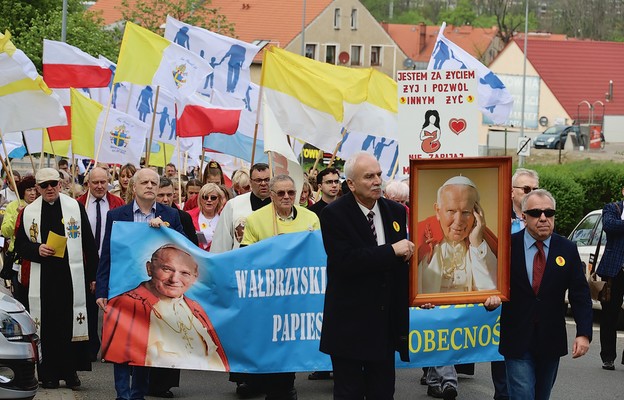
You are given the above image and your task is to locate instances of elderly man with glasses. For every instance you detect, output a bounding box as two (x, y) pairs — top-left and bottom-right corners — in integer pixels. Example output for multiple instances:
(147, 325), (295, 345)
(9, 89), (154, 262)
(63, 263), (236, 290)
(239, 174), (320, 400)
(14, 167), (98, 389)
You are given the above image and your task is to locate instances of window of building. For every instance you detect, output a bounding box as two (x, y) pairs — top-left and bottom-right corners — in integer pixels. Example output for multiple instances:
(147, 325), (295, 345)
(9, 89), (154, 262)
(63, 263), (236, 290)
(305, 44), (317, 60)
(326, 45), (337, 64)
(351, 45), (362, 66)
(370, 46), (382, 66)
(351, 8), (358, 30)
(334, 8), (341, 29)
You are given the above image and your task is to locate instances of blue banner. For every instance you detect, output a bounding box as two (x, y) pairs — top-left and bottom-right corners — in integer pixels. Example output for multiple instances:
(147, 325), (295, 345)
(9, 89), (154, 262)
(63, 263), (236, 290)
(108, 222), (501, 372)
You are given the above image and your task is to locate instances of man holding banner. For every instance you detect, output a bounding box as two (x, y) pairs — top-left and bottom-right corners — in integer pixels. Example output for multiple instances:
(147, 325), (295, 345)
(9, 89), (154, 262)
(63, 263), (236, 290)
(319, 152), (413, 399)
(240, 174), (320, 400)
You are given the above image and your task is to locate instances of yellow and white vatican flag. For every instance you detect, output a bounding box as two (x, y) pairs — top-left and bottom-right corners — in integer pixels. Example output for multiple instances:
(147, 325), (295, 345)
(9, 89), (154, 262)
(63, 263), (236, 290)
(70, 88), (148, 165)
(0, 31), (66, 133)
(260, 47), (398, 152)
(114, 22), (212, 100)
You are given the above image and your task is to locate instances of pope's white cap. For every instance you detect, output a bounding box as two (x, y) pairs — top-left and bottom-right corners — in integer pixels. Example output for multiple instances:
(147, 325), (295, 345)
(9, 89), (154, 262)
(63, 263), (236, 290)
(441, 175), (476, 189)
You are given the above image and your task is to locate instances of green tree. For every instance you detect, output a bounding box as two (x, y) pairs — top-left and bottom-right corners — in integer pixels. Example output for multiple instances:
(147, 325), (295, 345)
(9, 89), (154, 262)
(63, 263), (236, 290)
(439, 0), (477, 26)
(120, 0), (235, 36)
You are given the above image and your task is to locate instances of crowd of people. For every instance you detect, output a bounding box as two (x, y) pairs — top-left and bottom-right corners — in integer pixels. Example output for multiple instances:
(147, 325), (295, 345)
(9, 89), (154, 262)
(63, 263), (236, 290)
(0, 153), (608, 400)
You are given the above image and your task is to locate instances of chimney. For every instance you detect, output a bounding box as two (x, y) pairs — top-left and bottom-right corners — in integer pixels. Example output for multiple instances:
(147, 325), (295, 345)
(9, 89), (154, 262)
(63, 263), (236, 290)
(418, 22), (426, 54)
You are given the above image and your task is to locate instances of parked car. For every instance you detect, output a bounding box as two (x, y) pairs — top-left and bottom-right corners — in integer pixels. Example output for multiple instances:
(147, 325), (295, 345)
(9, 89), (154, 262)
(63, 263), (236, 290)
(0, 286), (39, 400)
(533, 125), (580, 149)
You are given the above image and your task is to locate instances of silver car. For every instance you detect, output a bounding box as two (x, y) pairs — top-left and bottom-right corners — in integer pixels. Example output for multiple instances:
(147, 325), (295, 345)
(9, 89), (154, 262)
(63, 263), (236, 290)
(0, 286), (39, 400)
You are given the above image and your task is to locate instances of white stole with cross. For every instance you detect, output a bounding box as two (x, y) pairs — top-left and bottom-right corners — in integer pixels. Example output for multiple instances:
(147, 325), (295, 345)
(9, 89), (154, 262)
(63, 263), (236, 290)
(24, 193), (88, 341)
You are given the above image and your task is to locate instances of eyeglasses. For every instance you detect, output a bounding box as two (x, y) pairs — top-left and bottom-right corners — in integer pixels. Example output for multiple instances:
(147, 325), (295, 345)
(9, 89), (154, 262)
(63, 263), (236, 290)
(513, 185), (539, 194)
(272, 190), (297, 198)
(202, 194), (219, 201)
(39, 181), (59, 189)
(524, 208), (556, 218)
(322, 179), (340, 185)
(251, 178), (270, 184)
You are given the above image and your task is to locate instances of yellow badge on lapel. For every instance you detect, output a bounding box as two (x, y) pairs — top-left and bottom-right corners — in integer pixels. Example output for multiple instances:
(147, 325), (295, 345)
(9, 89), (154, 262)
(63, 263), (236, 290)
(556, 256), (565, 267)
(393, 221), (400, 232)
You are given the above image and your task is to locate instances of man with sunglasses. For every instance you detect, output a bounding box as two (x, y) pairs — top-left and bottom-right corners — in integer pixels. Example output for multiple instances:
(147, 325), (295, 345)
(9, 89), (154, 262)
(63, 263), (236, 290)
(511, 168), (540, 233)
(309, 167), (341, 217)
(240, 174), (320, 400)
(14, 167), (98, 389)
(485, 189), (592, 400)
(210, 162), (272, 398)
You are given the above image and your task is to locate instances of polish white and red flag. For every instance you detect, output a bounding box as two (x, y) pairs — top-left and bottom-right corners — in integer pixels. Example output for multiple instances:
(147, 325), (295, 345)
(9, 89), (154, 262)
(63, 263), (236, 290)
(176, 93), (242, 137)
(42, 40), (113, 145)
(42, 39), (112, 88)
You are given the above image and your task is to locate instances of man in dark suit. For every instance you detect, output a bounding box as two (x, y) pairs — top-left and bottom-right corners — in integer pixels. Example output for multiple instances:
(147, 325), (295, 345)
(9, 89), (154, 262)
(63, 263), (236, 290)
(485, 189), (592, 400)
(596, 188), (624, 370)
(319, 152), (413, 399)
(76, 166), (125, 361)
(96, 167), (184, 400)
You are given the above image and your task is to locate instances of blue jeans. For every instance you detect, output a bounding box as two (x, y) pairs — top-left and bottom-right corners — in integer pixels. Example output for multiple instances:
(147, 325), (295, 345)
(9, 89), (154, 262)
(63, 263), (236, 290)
(505, 352), (559, 400)
(113, 363), (150, 400)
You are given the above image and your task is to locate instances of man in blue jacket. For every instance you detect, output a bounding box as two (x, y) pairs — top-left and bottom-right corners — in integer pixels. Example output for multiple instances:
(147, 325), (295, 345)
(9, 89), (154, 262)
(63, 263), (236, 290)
(96, 167), (184, 400)
(596, 189), (624, 370)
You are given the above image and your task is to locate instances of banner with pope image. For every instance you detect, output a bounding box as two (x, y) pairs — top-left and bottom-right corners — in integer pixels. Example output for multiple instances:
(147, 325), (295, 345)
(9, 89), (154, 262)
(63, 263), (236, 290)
(105, 223), (501, 372)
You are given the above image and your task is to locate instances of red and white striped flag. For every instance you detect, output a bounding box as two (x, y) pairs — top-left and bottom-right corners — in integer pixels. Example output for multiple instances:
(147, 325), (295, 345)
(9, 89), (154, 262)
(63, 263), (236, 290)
(42, 40), (112, 88)
(176, 93), (241, 137)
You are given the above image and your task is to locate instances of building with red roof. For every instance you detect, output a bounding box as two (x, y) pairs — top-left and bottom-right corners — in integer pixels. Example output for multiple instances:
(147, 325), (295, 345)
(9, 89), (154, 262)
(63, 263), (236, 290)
(484, 35), (624, 145)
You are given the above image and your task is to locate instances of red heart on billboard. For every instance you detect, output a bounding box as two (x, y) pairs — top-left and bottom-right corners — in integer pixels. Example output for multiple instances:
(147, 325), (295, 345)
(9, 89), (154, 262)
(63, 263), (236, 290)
(449, 118), (467, 135)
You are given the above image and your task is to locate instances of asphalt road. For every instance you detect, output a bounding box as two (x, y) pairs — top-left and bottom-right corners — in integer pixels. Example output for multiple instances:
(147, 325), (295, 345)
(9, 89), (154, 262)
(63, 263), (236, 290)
(35, 316), (624, 400)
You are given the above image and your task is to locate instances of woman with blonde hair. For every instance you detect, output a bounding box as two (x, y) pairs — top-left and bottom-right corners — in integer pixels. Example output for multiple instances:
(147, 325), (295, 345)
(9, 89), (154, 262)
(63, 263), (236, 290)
(111, 163), (137, 203)
(187, 183), (226, 251)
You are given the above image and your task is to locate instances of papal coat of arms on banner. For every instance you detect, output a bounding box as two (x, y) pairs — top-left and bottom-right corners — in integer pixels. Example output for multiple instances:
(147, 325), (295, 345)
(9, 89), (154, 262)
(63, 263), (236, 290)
(66, 217), (80, 239)
(110, 125), (130, 148)
(173, 64), (188, 88)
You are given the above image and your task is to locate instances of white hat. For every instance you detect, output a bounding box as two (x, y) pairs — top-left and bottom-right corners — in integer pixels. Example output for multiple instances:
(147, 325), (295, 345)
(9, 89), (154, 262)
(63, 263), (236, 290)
(35, 168), (62, 184)
(441, 175), (477, 189)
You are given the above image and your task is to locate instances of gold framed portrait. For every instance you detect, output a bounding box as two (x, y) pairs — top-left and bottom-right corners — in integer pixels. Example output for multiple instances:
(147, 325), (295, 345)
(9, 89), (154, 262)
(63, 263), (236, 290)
(409, 156), (512, 306)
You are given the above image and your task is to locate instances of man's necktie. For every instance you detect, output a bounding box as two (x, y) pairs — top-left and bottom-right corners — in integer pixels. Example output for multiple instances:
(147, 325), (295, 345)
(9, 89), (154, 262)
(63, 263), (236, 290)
(95, 198), (102, 251)
(532, 240), (545, 294)
(367, 211), (377, 243)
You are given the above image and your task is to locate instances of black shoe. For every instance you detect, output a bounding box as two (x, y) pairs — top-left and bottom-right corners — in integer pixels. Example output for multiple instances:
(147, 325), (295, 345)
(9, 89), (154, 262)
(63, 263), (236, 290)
(602, 361), (615, 370)
(64, 373), (81, 388)
(308, 371), (332, 380)
(266, 388), (297, 400)
(41, 380), (59, 389)
(149, 390), (174, 398)
(442, 385), (458, 400)
(420, 373), (427, 385)
(236, 382), (263, 399)
(427, 385), (443, 398)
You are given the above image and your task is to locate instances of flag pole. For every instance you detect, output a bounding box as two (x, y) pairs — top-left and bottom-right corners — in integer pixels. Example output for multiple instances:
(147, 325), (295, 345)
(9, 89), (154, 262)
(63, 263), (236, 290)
(39, 129), (45, 170)
(92, 88), (116, 167)
(0, 129), (21, 201)
(176, 136), (182, 205)
(199, 148), (206, 182)
(252, 47), (270, 166)
(145, 86), (161, 167)
(21, 131), (37, 174)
